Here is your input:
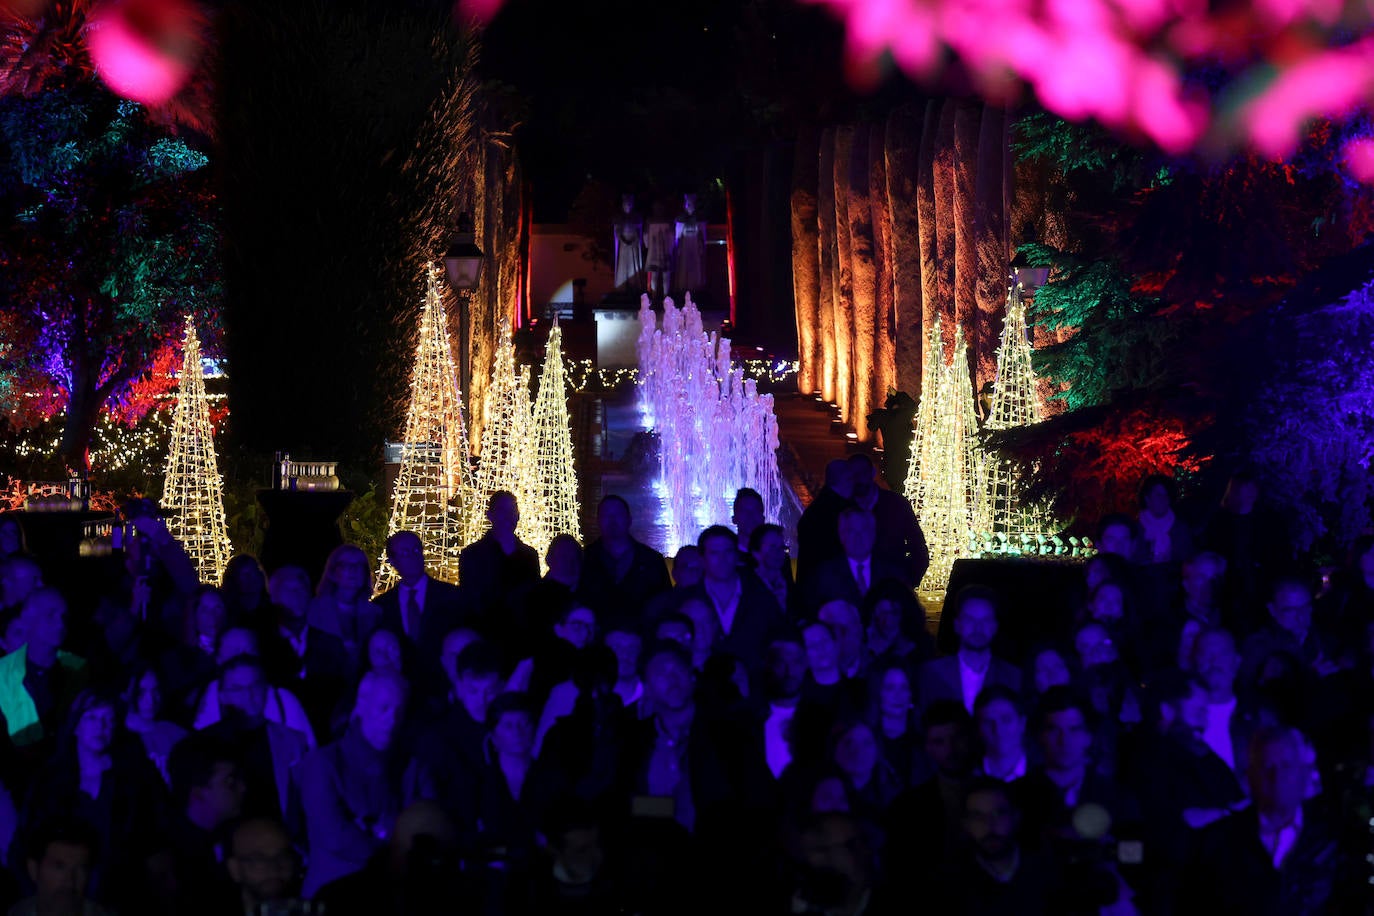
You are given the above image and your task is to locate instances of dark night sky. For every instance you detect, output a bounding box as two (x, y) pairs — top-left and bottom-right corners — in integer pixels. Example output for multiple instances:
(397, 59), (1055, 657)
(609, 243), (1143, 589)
(472, 0), (863, 219)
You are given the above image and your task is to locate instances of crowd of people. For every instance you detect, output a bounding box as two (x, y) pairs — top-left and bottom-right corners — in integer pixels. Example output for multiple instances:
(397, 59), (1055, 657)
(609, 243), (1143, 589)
(0, 454), (1369, 915)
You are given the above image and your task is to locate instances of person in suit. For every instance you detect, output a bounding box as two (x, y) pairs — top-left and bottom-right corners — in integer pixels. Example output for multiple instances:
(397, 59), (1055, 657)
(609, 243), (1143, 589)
(748, 524), (794, 614)
(259, 565), (353, 738)
(802, 507), (910, 616)
(731, 488), (767, 562)
(372, 531), (464, 695)
(917, 586), (1022, 716)
(1192, 625), (1272, 789)
(684, 526), (783, 676)
(201, 654), (310, 828)
(1177, 725), (1347, 915)
(458, 490), (541, 637)
(796, 459), (854, 575)
(848, 454), (930, 588)
(882, 700), (976, 883)
(1013, 687), (1139, 851)
(578, 496), (672, 629)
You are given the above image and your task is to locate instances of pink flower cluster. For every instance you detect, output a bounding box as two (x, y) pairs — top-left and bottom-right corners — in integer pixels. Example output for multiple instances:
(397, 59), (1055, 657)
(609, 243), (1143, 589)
(803, 0), (1374, 173)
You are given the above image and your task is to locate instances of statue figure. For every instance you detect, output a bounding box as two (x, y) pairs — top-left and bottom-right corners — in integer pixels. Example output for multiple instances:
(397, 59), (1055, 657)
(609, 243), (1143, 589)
(645, 201), (675, 299)
(672, 193), (706, 295)
(613, 193), (645, 291)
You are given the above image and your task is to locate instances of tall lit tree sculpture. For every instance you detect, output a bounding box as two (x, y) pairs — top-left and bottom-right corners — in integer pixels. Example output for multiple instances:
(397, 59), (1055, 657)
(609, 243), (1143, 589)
(376, 268), (472, 593)
(160, 316), (232, 584)
(528, 318), (580, 563)
(983, 284), (1052, 549)
(470, 318), (535, 543)
(914, 325), (984, 594)
(904, 315), (945, 517)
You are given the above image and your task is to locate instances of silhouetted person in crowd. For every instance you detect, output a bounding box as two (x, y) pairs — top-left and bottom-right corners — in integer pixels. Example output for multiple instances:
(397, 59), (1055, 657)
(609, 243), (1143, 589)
(259, 565), (351, 737)
(201, 655), (309, 825)
(225, 818), (301, 916)
(918, 586), (1021, 716)
(0, 558), (41, 617)
(803, 508), (908, 615)
(154, 732), (244, 913)
(749, 524), (793, 613)
(298, 670), (417, 897)
(12, 818), (107, 916)
(847, 453), (929, 587)
(731, 488), (766, 561)
(974, 685), (1029, 783)
(579, 496), (671, 629)
(459, 491), (541, 635)
(516, 798), (623, 915)
(1014, 687), (1138, 850)
(686, 526), (781, 674)
(220, 555), (269, 627)
(1180, 725), (1346, 915)
(0, 589), (86, 748)
(883, 700), (975, 882)
(307, 544), (381, 670)
(1201, 470), (1293, 621)
(1241, 576), (1341, 688)
(313, 800), (464, 915)
(930, 778), (1054, 915)
(415, 638), (503, 829)
(373, 531), (463, 694)
(796, 459), (853, 573)
(515, 534), (583, 657)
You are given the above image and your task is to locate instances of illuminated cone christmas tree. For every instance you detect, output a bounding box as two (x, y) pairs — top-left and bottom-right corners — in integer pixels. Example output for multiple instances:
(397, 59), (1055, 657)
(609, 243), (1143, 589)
(527, 319), (580, 563)
(915, 324), (983, 594)
(904, 315), (945, 517)
(376, 268), (472, 592)
(160, 315), (232, 584)
(984, 285), (1053, 550)
(470, 319), (536, 542)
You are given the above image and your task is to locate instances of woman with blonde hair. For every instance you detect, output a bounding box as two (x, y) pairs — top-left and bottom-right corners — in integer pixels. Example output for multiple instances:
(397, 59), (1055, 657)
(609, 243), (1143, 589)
(307, 543), (380, 668)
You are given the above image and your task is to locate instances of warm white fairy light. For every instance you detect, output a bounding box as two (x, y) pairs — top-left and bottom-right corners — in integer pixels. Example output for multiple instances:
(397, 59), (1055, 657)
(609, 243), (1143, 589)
(160, 315), (233, 584)
(904, 314), (946, 518)
(981, 284), (1058, 552)
(911, 323), (984, 595)
(376, 267), (473, 593)
(469, 318), (537, 545)
(527, 319), (581, 565)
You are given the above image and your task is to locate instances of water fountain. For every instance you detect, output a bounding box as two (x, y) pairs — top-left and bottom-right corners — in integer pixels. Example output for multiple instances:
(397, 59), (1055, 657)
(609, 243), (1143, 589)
(636, 294), (786, 552)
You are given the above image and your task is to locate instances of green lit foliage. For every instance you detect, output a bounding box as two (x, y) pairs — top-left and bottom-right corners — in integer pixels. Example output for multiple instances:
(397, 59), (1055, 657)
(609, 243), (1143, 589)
(0, 82), (221, 467)
(1021, 243), (1181, 411)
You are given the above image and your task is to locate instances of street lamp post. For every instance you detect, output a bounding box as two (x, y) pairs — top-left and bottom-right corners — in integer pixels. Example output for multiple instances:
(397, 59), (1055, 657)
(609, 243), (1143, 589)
(443, 214), (484, 405)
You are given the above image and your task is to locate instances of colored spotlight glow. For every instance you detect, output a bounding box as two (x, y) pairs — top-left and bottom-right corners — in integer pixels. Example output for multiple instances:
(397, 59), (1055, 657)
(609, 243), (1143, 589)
(88, 0), (198, 106)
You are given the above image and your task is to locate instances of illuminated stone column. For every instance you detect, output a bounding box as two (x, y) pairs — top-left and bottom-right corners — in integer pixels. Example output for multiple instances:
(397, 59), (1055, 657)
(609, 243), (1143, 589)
(817, 127), (839, 405)
(792, 125), (822, 395)
(833, 125), (856, 426)
(847, 124), (877, 438)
